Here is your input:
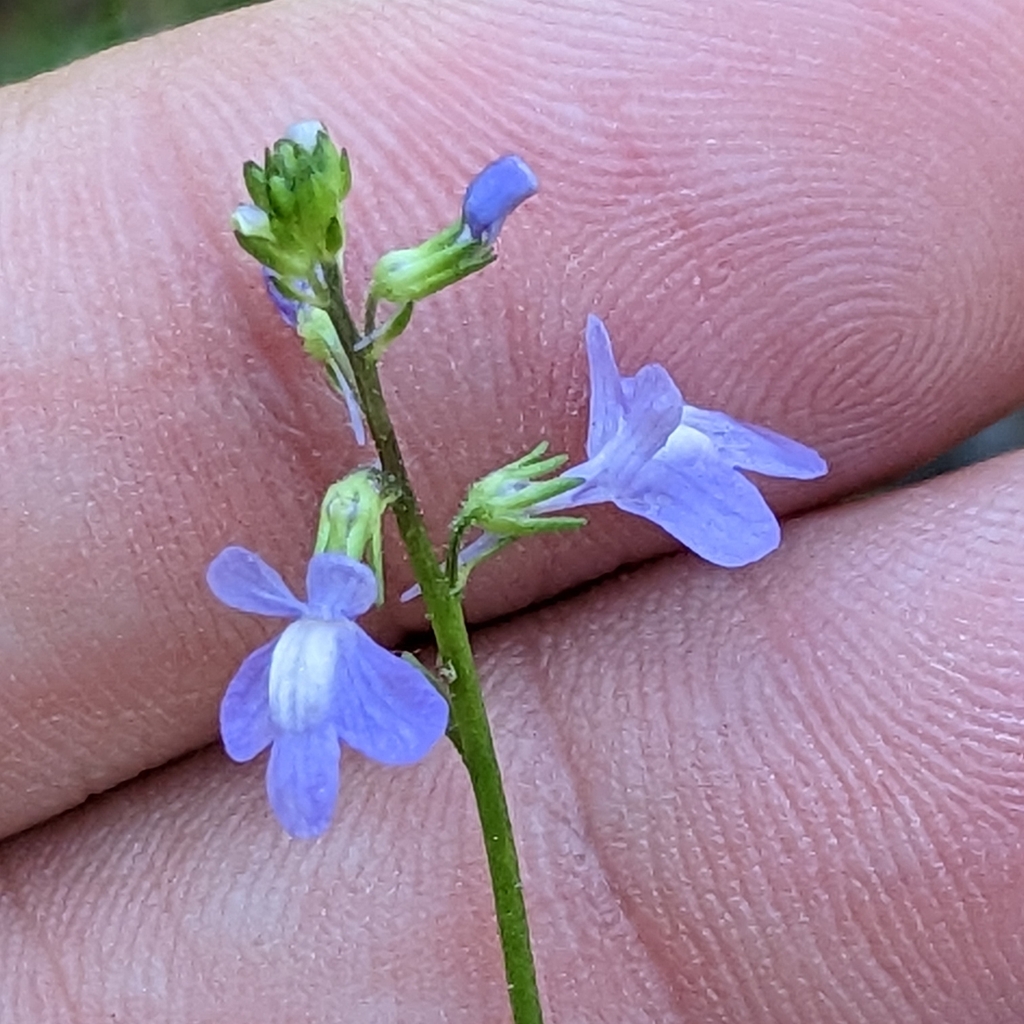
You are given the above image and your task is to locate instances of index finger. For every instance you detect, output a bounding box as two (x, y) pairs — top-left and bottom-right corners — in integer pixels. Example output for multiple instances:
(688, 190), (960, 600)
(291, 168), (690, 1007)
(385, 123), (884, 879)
(2, 0), (1023, 838)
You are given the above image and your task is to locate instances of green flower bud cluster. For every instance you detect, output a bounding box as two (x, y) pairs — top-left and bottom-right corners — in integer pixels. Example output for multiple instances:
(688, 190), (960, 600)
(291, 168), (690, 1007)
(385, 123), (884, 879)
(232, 121), (351, 288)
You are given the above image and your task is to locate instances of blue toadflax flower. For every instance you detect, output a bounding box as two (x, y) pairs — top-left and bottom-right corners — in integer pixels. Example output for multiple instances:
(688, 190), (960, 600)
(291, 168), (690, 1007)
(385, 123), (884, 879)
(462, 155), (538, 243)
(431, 316), (827, 591)
(207, 546), (449, 838)
(539, 315), (827, 566)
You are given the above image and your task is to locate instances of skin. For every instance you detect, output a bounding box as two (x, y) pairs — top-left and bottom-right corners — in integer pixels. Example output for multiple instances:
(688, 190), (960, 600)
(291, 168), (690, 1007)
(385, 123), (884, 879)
(1, 0), (1024, 1018)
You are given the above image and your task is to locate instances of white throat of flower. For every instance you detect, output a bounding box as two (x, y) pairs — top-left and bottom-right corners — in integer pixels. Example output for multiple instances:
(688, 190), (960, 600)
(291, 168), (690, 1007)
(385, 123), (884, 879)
(653, 422), (718, 466)
(268, 618), (346, 732)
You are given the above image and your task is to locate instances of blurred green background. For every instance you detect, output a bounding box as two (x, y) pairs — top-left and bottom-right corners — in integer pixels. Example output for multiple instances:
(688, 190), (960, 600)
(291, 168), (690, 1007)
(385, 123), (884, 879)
(2, 0), (1021, 479)
(0, 0), (261, 86)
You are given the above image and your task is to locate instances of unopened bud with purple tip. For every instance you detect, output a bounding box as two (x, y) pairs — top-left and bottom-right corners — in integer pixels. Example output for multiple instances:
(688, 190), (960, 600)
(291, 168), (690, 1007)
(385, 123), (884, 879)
(462, 155), (538, 244)
(370, 155), (538, 306)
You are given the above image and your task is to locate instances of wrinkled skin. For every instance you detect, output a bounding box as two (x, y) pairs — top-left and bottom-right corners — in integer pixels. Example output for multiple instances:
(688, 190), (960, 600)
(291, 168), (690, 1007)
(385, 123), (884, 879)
(2, 0), (1024, 1020)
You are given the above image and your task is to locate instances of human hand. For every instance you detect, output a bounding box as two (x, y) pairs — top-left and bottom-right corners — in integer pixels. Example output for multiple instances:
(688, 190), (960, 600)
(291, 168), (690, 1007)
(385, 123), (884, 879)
(2, 0), (1024, 1019)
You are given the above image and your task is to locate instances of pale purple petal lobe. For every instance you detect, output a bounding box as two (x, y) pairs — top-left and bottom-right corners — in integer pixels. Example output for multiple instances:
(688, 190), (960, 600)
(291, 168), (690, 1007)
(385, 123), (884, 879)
(622, 454), (782, 567)
(305, 554), (377, 620)
(680, 407), (827, 479)
(220, 638), (277, 762)
(332, 630), (449, 765)
(608, 363), (684, 467)
(585, 315), (627, 458)
(559, 361), (683, 510)
(462, 155), (538, 242)
(266, 726), (341, 839)
(207, 547), (306, 618)
(262, 268), (302, 328)
(335, 371), (368, 446)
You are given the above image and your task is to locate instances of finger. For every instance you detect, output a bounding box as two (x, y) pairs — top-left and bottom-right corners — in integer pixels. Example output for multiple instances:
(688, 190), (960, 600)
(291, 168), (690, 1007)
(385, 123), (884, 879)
(4, 0), (1024, 837)
(3, 449), (1023, 1022)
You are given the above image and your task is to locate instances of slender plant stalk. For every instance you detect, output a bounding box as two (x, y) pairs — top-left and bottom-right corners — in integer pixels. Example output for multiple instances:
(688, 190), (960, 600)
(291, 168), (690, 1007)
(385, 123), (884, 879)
(323, 265), (544, 1024)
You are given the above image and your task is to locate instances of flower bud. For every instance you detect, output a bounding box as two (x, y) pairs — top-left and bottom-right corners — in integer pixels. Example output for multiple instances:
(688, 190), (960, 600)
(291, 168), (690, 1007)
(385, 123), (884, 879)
(369, 222), (495, 304)
(233, 121), (352, 282)
(314, 469), (388, 601)
(461, 155), (538, 243)
(369, 155), (537, 305)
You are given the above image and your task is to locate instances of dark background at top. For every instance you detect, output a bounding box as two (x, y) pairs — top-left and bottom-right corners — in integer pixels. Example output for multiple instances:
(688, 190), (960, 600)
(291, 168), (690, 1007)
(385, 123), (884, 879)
(0, 0), (260, 86)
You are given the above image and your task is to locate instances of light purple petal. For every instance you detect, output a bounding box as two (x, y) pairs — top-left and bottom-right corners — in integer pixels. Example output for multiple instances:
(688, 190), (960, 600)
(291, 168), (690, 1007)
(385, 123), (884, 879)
(266, 725), (341, 838)
(305, 553), (377, 621)
(262, 268), (303, 329)
(285, 120), (327, 150)
(332, 629), (449, 765)
(456, 531), (505, 567)
(220, 637), (277, 762)
(334, 369), (368, 447)
(584, 315), (627, 458)
(607, 363), (683, 471)
(620, 453), (782, 567)
(557, 361), (683, 511)
(207, 547), (306, 618)
(462, 155), (538, 242)
(681, 406), (828, 480)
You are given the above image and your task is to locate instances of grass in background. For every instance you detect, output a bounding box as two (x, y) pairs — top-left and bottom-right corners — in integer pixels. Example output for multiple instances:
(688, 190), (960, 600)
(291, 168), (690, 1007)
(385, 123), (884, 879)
(0, 0), (263, 86)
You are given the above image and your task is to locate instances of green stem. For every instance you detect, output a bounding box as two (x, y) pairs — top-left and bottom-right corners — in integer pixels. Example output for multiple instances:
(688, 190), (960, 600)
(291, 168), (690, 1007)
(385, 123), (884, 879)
(445, 518), (470, 592)
(324, 264), (544, 1024)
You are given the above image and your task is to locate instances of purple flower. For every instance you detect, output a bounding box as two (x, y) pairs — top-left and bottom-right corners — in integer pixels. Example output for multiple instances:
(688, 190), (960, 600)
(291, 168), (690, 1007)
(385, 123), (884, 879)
(207, 546), (449, 838)
(540, 316), (827, 566)
(462, 155), (538, 244)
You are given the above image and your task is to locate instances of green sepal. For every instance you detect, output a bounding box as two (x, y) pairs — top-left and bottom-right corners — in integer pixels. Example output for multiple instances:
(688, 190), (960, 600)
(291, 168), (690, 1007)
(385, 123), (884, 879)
(314, 467), (388, 604)
(361, 301), (415, 358)
(453, 443), (586, 543)
(431, 443), (585, 600)
(233, 232), (309, 278)
(267, 174), (297, 220)
(295, 306), (358, 397)
(475, 512), (586, 537)
(369, 221), (497, 304)
(324, 216), (343, 256)
(242, 160), (269, 209)
(296, 306), (338, 362)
